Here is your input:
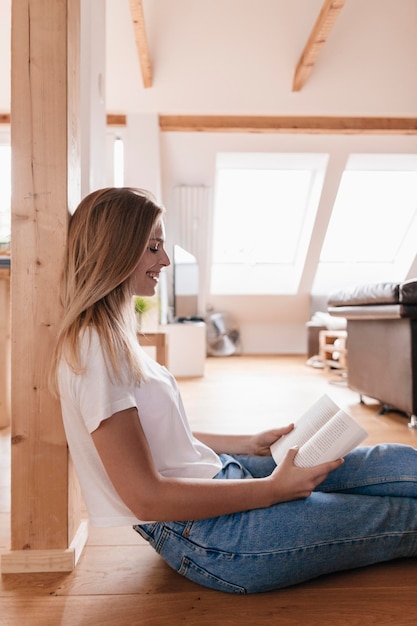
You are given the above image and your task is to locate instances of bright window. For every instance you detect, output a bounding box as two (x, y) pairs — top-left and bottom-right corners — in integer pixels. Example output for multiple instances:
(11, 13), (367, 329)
(313, 154), (417, 293)
(105, 129), (125, 187)
(0, 141), (11, 244)
(211, 153), (328, 294)
(113, 137), (124, 187)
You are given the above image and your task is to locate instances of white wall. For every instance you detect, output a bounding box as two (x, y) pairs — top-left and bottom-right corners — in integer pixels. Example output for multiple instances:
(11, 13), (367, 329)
(123, 113), (162, 201)
(80, 0), (107, 197)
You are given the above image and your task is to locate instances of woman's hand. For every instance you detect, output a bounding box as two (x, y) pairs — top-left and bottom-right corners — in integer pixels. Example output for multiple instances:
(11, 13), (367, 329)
(194, 425), (295, 456)
(249, 424), (295, 456)
(267, 447), (344, 503)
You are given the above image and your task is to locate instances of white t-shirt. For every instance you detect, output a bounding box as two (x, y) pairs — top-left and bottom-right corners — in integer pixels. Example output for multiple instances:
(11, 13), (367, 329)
(58, 329), (222, 527)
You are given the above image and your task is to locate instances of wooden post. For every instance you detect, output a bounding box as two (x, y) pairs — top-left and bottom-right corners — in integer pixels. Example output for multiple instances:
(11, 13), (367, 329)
(1, 0), (87, 573)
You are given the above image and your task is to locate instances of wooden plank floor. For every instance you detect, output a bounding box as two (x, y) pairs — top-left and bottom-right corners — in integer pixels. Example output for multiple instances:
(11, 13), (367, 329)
(1, 355), (417, 625)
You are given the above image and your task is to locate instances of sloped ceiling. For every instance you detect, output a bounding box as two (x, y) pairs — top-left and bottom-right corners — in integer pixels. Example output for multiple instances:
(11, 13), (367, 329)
(1, 0), (416, 119)
(129, 0), (347, 93)
(105, 0), (417, 118)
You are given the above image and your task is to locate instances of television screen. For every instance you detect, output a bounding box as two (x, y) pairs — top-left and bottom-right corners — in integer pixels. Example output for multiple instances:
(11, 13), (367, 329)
(173, 244), (200, 320)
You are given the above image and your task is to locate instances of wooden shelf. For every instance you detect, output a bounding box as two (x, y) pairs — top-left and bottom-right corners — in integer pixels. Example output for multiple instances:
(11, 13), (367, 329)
(319, 330), (347, 371)
(137, 331), (168, 366)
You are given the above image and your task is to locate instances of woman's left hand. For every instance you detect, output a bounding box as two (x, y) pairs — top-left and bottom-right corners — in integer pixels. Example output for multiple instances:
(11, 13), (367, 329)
(249, 424), (294, 456)
(194, 424), (294, 456)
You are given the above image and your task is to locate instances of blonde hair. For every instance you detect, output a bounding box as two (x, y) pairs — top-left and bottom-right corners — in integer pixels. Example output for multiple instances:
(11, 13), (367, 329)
(50, 187), (163, 392)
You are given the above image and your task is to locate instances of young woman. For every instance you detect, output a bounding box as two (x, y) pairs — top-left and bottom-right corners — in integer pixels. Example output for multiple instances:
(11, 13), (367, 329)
(51, 187), (417, 594)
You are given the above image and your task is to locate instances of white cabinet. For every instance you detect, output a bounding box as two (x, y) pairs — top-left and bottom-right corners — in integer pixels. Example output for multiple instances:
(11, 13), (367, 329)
(163, 322), (206, 377)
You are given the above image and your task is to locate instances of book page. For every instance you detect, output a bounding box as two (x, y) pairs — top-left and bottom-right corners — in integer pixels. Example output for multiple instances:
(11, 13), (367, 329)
(270, 394), (340, 465)
(294, 410), (368, 468)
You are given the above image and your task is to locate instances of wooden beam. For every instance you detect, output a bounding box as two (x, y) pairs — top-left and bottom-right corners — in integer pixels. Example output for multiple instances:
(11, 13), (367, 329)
(159, 115), (417, 135)
(1, 0), (85, 574)
(4, 111), (417, 135)
(0, 113), (127, 126)
(293, 0), (346, 92)
(129, 0), (152, 88)
(106, 113), (127, 126)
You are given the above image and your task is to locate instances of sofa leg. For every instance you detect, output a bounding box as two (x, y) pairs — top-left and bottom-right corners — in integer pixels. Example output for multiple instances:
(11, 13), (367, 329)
(407, 415), (417, 429)
(378, 404), (394, 415)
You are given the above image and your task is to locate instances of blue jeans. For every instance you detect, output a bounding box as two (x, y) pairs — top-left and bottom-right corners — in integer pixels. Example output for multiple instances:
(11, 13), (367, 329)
(134, 444), (417, 593)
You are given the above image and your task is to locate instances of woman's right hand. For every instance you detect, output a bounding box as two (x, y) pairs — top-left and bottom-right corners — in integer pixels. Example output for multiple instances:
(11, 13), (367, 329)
(267, 447), (344, 503)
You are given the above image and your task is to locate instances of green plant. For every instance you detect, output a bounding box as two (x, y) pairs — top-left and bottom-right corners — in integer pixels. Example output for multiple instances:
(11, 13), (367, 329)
(133, 296), (154, 316)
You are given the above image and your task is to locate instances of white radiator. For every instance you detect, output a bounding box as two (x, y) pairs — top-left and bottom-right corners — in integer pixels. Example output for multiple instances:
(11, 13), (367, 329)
(174, 185), (213, 316)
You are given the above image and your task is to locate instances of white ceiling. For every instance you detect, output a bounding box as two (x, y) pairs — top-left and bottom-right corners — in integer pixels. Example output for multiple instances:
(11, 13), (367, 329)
(104, 0), (417, 116)
(1, 0), (416, 118)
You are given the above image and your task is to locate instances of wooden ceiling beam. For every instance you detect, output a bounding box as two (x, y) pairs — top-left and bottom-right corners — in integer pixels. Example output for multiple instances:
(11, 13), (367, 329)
(159, 115), (417, 135)
(129, 0), (152, 88)
(106, 114), (127, 126)
(292, 0), (346, 92)
(2, 112), (416, 135)
(0, 113), (127, 126)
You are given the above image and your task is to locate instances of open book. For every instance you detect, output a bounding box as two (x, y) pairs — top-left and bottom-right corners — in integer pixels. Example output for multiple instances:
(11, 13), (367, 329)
(270, 394), (368, 468)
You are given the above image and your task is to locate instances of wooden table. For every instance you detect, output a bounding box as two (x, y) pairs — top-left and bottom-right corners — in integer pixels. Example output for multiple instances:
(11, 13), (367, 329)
(138, 331), (169, 366)
(319, 329), (347, 372)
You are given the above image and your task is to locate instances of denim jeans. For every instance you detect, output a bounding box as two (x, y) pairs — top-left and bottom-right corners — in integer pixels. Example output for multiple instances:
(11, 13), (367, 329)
(134, 444), (417, 594)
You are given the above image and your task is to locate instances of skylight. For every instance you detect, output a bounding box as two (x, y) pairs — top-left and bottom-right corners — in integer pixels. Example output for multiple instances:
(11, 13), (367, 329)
(211, 153), (328, 295)
(312, 154), (417, 293)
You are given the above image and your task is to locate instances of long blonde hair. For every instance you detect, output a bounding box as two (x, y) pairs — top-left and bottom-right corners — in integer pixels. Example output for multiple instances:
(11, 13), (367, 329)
(50, 187), (163, 392)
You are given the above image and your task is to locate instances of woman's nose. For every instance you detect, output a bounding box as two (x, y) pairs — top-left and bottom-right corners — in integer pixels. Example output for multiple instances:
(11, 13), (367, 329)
(161, 249), (171, 267)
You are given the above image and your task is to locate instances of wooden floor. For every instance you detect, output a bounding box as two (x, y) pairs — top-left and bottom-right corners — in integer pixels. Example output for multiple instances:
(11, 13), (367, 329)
(1, 355), (417, 625)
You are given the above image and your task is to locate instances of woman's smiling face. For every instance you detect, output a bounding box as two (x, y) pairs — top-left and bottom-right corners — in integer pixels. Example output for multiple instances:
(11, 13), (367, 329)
(130, 221), (170, 296)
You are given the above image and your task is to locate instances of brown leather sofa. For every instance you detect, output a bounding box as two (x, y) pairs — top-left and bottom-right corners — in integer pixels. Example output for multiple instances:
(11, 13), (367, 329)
(327, 279), (417, 428)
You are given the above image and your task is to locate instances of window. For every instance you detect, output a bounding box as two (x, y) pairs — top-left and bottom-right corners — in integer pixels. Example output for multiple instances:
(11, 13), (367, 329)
(211, 152), (328, 294)
(0, 131), (11, 246)
(113, 137), (124, 187)
(105, 129), (125, 187)
(312, 154), (417, 293)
